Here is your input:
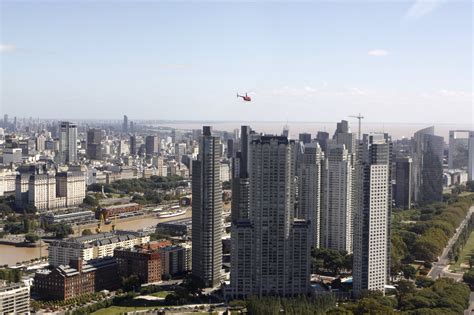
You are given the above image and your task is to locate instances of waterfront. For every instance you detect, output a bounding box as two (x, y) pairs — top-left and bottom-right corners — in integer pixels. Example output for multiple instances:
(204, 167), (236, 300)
(0, 209), (192, 266)
(0, 244), (48, 267)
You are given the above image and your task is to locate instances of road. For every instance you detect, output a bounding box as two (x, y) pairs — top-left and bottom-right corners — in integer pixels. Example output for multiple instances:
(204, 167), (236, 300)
(465, 292), (474, 315)
(428, 205), (474, 280)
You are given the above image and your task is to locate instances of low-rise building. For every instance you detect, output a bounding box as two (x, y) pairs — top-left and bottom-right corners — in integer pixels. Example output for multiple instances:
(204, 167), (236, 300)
(114, 247), (162, 284)
(156, 218), (192, 237)
(48, 230), (150, 267)
(41, 209), (95, 225)
(33, 257), (119, 301)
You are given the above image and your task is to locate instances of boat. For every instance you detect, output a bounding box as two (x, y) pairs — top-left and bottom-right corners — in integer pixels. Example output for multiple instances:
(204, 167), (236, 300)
(158, 209), (186, 218)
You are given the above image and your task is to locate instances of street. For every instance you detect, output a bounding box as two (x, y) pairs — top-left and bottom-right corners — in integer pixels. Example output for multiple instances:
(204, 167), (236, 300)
(428, 205), (474, 280)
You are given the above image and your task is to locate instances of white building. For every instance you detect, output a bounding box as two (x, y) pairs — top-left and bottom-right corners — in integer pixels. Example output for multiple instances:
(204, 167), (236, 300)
(353, 133), (392, 297)
(48, 230), (150, 267)
(298, 142), (323, 248)
(321, 143), (353, 253)
(0, 281), (30, 314)
(469, 131), (474, 181)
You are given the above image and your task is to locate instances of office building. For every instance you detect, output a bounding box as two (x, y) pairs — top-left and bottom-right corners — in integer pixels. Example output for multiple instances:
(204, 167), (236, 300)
(231, 126), (252, 221)
(192, 126), (223, 287)
(2, 148), (22, 164)
(0, 281), (30, 314)
(353, 133), (392, 297)
(36, 134), (46, 152)
(394, 156), (412, 209)
(298, 133), (312, 144)
(15, 170), (85, 211)
(87, 128), (103, 160)
(230, 136), (310, 298)
(48, 230), (150, 267)
(321, 143), (353, 253)
(411, 127), (444, 204)
(59, 121), (78, 164)
(297, 142), (323, 248)
(145, 135), (159, 158)
(123, 115), (128, 133)
(130, 135), (137, 155)
(448, 130), (470, 169)
(316, 131), (330, 153)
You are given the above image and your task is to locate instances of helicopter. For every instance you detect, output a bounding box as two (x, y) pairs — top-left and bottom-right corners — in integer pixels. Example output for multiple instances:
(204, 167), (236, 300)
(237, 92), (251, 102)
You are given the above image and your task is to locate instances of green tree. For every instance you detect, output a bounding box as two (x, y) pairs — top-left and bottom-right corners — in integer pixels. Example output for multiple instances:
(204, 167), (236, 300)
(24, 233), (39, 243)
(81, 229), (93, 236)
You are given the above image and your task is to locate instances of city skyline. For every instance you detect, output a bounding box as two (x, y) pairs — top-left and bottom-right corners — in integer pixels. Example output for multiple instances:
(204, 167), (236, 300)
(1, 0), (472, 123)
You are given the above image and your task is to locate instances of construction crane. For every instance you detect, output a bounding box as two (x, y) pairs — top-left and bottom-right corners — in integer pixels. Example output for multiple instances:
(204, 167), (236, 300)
(349, 113), (364, 141)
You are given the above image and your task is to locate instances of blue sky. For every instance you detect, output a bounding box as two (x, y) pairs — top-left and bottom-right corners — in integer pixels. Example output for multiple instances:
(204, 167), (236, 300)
(0, 0), (472, 124)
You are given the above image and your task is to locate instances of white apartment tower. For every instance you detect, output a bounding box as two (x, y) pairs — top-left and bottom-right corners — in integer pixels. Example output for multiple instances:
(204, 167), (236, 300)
(230, 136), (310, 298)
(353, 133), (392, 297)
(297, 142), (323, 248)
(321, 143), (353, 253)
(468, 131), (474, 181)
(192, 126), (223, 287)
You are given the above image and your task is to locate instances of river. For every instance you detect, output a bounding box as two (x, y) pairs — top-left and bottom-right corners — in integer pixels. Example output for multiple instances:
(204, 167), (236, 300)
(0, 211), (193, 266)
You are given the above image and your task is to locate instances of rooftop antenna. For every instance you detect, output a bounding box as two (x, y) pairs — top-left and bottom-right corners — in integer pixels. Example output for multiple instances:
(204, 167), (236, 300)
(349, 113), (364, 141)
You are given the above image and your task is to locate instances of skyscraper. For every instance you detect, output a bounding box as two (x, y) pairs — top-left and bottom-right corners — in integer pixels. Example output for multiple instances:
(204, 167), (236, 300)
(316, 131), (330, 153)
(230, 136), (310, 298)
(411, 127), (444, 205)
(469, 131), (474, 181)
(231, 126), (252, 221)
(394, 156), (412, 209)
(353, 133), (392, 297)
(145, 135), (159, 158)
(298, 133), (312, 144)
(192, 126), (223, 287)
(123, 115), (129, 133)
(130, 135), (137, 155)
(59, 121), (78, 164)
(320, 143), (353, 253)
(298, 142), (323, 248)
(86, 128), (103, 160)
(448, 130), (470, 169)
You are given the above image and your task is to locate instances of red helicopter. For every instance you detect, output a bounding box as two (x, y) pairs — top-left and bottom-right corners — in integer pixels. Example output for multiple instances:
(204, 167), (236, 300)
(237, 92), (251, 102)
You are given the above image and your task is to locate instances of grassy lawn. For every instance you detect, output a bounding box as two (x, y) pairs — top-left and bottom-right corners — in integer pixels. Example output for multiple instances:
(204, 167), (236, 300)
(450, 230), (474, 272)
(91, 306), (154, 315)
(150, 291), (172, 298)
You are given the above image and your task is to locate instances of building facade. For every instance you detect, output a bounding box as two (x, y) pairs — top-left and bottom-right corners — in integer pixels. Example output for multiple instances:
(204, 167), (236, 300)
(192, 126), (223, 287)
(353, 133), (392, 297)
(394, 156), (412, 209)
(0, 282), (30, 314)
(321, 143), (353, 253)
(230, 136), (310, 298)
(59, 121), (78, 164)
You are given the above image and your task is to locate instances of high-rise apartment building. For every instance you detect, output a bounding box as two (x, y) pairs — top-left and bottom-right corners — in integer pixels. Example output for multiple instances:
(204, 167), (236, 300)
(230, 136), (310, 298)
(192, 126), (223, 287)
(59, 121), (78, 164)
(353, 133), (392, 297)
(230, 126), (253, 221)
(36, 134), (46, 152)
(297, 142), (323, 248)
(321, 143), (353, 253)
(469, 131), (474, 181)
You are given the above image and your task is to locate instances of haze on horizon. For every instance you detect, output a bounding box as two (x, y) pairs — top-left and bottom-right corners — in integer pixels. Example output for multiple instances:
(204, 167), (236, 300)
(0, 0), (472, 125)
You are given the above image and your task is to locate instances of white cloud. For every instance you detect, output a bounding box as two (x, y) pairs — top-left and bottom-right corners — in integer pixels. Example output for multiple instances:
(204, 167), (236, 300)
(405, 0), (445, 19)
(438, 89), (472, 97)
(0, 44), (16, 53)
(368, 49), (389, 57)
